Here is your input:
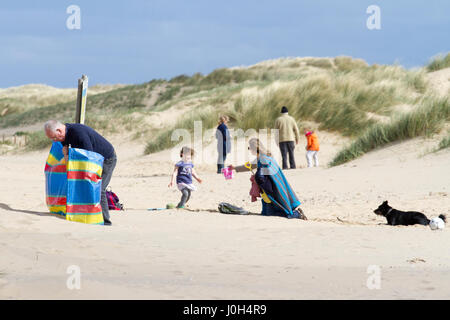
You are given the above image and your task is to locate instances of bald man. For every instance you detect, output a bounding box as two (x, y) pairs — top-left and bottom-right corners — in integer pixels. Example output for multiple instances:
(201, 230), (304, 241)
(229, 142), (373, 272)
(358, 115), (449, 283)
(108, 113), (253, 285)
(44, 120), (117, 226)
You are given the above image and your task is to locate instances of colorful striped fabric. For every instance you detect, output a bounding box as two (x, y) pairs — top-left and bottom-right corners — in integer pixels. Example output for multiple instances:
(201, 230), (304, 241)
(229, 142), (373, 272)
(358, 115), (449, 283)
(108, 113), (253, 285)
(44, 142), (105, 225)
(257, 154), (301, 217)
(44, 142), (67, 216)
(66, 147), (104, 224)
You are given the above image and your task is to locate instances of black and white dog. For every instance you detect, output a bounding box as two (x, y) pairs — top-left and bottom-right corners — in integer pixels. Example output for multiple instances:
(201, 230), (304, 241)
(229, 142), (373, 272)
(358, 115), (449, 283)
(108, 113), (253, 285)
(374, 200), (446, 226)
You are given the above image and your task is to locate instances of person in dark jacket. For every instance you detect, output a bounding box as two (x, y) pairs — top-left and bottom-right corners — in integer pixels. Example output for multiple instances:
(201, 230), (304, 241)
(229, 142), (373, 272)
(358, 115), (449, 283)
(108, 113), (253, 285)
(44, 120), (117, 226)
(215, 115), (231, 174)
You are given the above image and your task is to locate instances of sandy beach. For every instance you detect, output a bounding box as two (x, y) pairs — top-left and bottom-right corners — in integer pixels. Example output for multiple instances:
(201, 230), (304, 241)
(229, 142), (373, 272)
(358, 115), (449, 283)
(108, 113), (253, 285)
(1, 130), (449, 300)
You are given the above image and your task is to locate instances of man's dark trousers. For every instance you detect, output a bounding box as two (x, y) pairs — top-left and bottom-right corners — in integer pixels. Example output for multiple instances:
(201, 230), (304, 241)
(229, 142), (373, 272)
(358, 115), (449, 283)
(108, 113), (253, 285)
(100, 153), (117, 225)
(279, 141), (296, 169)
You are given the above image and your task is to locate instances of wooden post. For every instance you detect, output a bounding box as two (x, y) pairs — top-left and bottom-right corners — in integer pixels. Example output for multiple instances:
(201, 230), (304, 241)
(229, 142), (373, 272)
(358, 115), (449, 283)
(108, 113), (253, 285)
(75, 75), (88, 124)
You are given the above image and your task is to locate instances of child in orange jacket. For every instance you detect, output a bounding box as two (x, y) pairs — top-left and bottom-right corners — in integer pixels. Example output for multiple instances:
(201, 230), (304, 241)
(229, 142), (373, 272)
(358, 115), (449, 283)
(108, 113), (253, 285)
(305, 130), (319, 167)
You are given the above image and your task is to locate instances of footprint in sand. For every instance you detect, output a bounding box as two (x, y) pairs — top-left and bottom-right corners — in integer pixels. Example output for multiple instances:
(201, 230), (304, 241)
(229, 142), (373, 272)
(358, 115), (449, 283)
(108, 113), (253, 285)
(407, 258), (426, 264)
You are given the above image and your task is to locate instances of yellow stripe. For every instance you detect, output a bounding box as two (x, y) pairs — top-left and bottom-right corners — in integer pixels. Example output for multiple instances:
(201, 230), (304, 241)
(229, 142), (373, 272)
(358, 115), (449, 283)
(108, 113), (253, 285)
(67, 161), (102, 176)
(48, 206), (104, 224)
(47, 153), (64, 166)
(66, 213), (104, 224)
(49, 205), (67, 214)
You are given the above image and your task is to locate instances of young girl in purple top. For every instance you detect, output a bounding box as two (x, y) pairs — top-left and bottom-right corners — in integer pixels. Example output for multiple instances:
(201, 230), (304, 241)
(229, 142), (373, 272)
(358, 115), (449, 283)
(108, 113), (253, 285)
(168, 147), (202, 208)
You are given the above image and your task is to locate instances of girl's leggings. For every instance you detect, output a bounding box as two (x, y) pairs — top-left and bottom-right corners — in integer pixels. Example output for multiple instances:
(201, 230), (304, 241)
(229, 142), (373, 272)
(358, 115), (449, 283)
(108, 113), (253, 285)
(177, 188), (191, 208)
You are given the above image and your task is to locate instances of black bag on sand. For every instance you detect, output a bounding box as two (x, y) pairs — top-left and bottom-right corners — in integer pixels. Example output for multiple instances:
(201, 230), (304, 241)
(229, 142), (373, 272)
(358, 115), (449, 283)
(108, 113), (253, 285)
(218, 202), (249, 215)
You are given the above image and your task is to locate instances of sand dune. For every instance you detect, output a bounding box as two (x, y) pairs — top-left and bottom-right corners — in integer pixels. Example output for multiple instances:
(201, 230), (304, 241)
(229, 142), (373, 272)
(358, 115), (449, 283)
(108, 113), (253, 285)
(426, 67), (450, 96)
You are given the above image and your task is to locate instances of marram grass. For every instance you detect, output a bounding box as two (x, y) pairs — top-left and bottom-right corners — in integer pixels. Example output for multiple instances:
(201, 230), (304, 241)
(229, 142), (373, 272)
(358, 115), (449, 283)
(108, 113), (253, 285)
(329, 96), (450, 166)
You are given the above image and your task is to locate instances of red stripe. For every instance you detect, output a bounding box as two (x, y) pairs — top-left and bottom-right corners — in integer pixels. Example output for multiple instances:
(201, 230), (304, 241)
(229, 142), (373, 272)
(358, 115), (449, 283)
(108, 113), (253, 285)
(67, 171), (101, 183)
(47, 196), (66, 206)
(67, 204), (102, 214)
(46, 164), (67, 173)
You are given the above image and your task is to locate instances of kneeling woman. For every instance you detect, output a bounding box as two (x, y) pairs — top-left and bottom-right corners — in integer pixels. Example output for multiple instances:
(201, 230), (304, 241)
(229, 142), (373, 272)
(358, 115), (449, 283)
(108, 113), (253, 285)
(231, 138), (307, 219)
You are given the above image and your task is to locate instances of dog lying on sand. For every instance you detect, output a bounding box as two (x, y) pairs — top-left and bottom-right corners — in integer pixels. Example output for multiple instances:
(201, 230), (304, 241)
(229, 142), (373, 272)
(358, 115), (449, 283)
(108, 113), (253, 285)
(374, 200), (446, 227)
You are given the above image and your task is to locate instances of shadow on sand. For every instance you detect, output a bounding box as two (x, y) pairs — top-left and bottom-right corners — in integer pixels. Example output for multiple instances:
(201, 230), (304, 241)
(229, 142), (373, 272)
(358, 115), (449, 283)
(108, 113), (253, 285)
(0, 203), (64, 220)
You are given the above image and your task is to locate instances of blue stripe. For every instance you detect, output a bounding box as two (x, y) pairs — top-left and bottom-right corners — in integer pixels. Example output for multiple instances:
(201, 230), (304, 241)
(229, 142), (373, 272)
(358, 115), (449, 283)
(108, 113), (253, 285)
(67, 202), (99, 205)
(45, 173), (67, 196)
(267, 155), (301, 208)
(68, 179), (101, 204)
(48, 142), (64, 161)
(49, 210), (66, 217)
(265, 158), (292, 214)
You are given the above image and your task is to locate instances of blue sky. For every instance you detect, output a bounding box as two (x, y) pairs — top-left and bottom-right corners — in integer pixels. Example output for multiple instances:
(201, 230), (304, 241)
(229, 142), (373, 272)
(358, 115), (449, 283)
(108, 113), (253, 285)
(1, 0), (449, 87)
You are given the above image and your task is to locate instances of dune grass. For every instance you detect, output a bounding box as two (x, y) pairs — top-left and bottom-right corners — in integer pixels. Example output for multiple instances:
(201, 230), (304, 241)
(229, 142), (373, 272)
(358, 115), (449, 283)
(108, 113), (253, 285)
(329, 97), (450, 166)
(166, 68), (267, 89)
(143, 58), (429, 155)
(1, 130), (52, 151)
(24, 131), (52, 151)
(437, 132), (450, 151)
(232, 65), (424, 136)
(144, 106), (221, 154)
(0, 81), (158, 129)
(0, 84), (125, 118)
(427, 53), (450, 72)
(304, 58), (334, 69)
(334, 56), (368, 72)
(154, 85), (182, 105)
